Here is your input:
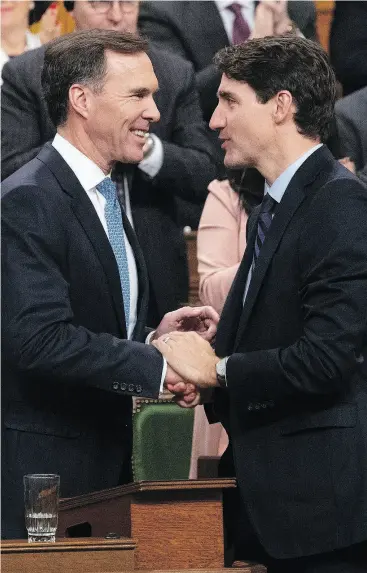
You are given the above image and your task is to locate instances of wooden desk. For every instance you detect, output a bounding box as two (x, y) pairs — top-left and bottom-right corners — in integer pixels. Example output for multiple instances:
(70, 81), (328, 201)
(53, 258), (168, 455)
(58, 479), (237, 570)
(1, 537), (136, 573)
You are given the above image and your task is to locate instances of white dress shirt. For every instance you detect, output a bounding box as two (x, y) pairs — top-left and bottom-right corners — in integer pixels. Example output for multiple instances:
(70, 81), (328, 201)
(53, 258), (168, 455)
(215, 0), (255, 42)
(0, 31), (41, 85)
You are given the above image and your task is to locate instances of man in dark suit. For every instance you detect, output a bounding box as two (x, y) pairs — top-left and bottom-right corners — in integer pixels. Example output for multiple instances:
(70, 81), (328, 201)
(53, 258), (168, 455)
(139, 0), (316, 122)
(1, 29), (218, 540)
(1, 0), (219, 325)
(154, 37), (367, 571)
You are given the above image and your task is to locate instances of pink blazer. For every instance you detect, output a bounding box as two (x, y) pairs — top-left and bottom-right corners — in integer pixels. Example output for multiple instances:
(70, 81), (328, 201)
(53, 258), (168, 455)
(198, 179), (247, 314)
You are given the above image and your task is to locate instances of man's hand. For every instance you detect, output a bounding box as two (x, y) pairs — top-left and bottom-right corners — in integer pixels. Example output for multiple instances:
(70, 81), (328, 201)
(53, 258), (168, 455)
(164, 365), (201, 408)
(339, 157), (356, 174)
(153, 306), (219, 343)
(153, 331), (220, 389)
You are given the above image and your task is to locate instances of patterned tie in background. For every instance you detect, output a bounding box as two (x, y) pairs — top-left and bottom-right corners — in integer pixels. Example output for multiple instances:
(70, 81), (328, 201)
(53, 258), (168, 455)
(228, 2), (251, 44)
(96, 177), (130, 329)
(252, 193), (277, 268)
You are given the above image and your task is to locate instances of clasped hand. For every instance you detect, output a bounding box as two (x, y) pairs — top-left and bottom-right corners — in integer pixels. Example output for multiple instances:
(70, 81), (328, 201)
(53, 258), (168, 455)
(151, 306), (219, 407)
(153, 331), (221, 408)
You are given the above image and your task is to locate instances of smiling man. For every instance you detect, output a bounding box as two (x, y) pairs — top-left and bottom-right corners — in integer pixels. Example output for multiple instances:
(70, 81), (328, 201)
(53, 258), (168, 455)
(155, 36), (367, 571)
(1, 29), (219, 539)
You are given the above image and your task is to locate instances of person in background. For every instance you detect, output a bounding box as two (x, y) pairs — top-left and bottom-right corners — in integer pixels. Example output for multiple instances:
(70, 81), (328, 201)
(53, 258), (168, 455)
(335, 86), (367, 188)
(198, 168), (263, 314)
(1, 0), (219, 326)
(190, 167), (263, 481)
(139, 0), (317, 122)
(329, 0), (367, 97)
(0, 0), (60, 77)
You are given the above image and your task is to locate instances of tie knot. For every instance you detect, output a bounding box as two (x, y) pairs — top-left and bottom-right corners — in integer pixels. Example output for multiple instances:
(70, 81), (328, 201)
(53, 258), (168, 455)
(260, 193), (276, 214)
(228, 2), (243, 17)
(96, 178), (117, 203)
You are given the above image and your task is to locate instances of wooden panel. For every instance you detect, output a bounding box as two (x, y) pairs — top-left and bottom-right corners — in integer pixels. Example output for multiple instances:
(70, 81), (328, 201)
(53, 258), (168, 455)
(315, 0), (335, 54)
(1, 537), (136, 573)
(132, 495), (223, 569)
(184, 230), (200, 305)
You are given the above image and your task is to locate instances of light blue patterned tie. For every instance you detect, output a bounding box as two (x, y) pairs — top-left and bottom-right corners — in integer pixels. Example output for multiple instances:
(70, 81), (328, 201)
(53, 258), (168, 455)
(96, 177), (130, 329)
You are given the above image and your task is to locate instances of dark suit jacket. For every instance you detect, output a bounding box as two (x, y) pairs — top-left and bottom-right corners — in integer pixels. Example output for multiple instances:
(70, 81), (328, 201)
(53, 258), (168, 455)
(330, 1), (367, 97)
(335, 87), (367, 186)
(1, 144), (164, 539)
(213, 146), (367, 558)
(139, 1), (317, 121)
(1, 43), (219, 324)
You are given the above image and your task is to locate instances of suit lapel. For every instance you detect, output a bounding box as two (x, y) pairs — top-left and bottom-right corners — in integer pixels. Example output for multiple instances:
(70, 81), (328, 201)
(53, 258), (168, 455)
(233, 182), (306, 348)
(37, 144), (127, 335)
(232, 146), (333, 349)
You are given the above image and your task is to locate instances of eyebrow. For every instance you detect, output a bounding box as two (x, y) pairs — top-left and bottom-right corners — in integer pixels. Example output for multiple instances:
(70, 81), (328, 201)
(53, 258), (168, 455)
(128, 88), (151, 97)
(217, 90), (236, 101)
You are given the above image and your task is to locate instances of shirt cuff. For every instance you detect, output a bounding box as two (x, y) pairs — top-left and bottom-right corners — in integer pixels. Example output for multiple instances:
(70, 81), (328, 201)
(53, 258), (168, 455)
(138, 134), (164, 178)
(145, 330), (167, 393)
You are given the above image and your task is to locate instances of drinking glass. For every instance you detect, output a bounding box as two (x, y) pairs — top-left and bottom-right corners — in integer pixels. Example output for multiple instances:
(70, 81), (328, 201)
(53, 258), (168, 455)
(23, 474), (60, 542)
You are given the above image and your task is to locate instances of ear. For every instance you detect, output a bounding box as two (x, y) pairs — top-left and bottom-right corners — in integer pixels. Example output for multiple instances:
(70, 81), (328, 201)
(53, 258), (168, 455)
(272, 90), (294, 125)
(68, 84), (93, 120)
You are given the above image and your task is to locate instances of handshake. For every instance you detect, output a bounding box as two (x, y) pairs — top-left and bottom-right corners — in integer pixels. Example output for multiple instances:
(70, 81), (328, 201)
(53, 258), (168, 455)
(151, 305), (222, 408)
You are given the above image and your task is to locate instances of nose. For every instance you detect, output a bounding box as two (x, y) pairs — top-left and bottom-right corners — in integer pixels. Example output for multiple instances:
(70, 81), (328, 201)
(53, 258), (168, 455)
(108, 1), (123, 22)
(144, 96), (160, 124)
(209, 105), (225, 131)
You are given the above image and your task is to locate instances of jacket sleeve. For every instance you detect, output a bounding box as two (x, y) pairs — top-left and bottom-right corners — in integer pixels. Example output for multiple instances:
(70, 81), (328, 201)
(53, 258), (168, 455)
(1, 57), (47, 180)
(1, 185), (163, 398)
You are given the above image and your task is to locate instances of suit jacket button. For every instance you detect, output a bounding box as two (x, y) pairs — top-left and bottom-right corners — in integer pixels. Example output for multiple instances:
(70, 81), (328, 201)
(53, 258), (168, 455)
(136, 385), (142, 393)
(112, 382), (119, 391)
(120, 383), (127, 391)
(128, 384), (135, 392)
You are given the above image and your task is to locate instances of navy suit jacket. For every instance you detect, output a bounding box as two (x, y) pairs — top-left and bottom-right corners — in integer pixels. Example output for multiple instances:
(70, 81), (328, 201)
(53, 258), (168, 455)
(214, 146), (367, 558)
(1, 144), (163, 538)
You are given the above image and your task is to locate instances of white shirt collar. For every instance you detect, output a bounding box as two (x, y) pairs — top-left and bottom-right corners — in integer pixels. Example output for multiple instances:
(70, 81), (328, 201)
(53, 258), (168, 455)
(52, 133), (107, 191)
(265, 144), (324, 204)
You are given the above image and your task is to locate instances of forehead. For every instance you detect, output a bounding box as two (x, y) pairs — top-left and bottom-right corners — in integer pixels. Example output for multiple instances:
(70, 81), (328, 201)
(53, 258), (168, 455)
(104, 50), (159, 91)
(218, 74), (254, 100)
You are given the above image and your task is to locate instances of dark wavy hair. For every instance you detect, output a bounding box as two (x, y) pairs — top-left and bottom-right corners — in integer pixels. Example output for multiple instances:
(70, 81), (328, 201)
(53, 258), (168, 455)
(214, 36), (337, 142)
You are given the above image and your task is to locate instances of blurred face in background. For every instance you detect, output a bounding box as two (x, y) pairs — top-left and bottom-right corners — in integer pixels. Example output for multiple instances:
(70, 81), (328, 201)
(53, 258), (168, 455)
(1, 1), (34, 32)
(72, 1), (139, 33)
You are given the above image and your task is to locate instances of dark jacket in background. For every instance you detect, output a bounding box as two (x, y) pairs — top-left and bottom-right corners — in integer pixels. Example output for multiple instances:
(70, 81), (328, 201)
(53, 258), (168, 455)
(335, 86), (367, 186)
(330, 1), (367, 97)
(139, 1), (317, 121)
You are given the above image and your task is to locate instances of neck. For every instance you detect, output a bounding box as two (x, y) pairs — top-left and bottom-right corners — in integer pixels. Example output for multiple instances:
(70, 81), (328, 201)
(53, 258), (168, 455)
(257, 133), (321, 186)
(58, 126), (114, 175)
(1, 26), (28, 56)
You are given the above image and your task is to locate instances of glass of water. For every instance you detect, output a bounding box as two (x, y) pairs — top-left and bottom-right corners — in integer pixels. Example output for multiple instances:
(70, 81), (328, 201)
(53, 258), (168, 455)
(23, 474), (60, 542)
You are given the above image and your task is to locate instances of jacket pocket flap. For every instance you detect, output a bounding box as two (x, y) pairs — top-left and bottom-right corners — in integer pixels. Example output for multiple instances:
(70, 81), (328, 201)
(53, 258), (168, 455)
(3, 408), (81, 439)
(280, 404), (357, 436)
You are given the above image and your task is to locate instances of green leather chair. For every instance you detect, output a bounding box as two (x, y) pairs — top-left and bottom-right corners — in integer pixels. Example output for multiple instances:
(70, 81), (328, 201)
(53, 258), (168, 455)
(132, 397), (194, 481)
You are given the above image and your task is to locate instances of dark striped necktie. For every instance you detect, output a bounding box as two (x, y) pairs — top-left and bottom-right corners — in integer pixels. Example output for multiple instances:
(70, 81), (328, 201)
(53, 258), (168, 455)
(253, 193), (277, 267)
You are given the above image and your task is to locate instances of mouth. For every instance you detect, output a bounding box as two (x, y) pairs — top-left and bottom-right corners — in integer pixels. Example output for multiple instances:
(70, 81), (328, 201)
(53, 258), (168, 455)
(130, 129), (149, 140)
(220, 138), (229, 150)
